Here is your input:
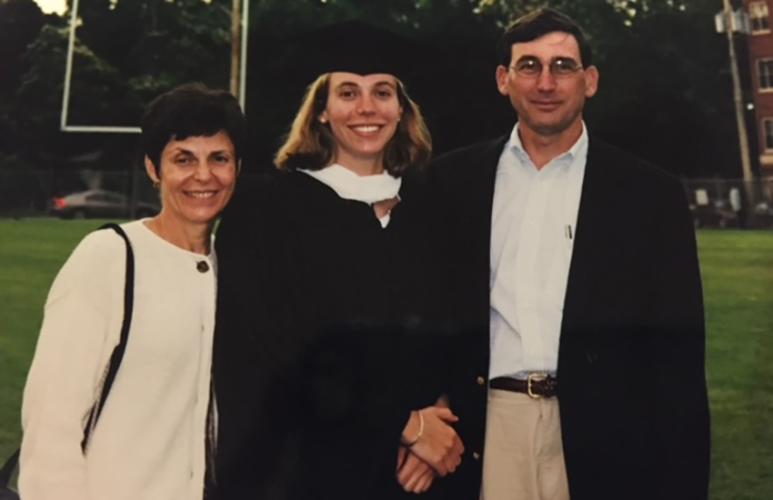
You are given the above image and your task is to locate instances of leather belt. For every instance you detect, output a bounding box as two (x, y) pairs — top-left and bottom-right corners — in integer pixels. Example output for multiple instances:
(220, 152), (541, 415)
(489, 374), (558, 399)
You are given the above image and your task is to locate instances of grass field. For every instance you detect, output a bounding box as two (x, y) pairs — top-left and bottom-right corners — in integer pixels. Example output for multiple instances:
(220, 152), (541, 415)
(1, 219), (772, 498)
(699, 230), (773, 499)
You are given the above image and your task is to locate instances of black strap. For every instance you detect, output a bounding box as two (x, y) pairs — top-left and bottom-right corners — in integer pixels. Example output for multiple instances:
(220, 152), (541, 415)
(0, 449), (19, 488)
(80, 223), (135, 452)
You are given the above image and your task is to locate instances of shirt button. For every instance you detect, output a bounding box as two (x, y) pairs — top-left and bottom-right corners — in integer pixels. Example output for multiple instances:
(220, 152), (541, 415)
(473, 452), (481, 460)
(476, 376), (486, 386)
(197, 261), (210, 273)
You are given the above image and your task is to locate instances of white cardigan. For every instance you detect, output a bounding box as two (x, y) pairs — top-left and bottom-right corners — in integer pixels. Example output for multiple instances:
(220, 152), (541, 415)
(20, 220), (217, 500)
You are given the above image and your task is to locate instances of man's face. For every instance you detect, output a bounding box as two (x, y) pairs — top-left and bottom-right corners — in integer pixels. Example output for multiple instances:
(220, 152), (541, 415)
(496, 31), (598, 139)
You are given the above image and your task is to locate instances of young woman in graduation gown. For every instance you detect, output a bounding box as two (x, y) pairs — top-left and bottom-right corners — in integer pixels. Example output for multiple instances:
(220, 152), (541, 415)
(212, 34), (463, 500)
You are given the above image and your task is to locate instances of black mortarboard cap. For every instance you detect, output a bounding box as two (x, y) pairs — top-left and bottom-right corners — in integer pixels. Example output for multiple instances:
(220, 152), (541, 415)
(290, 20), (429, 86)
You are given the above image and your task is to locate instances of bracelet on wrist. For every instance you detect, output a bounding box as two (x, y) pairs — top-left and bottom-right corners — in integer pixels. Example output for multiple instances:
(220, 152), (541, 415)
(401, 410), (425, 447)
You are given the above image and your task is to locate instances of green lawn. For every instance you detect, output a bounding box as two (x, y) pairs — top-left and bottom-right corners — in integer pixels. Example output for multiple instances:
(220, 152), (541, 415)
(699, 230), (773, 500)
(0, 218), (111, 463)
(1, 220), (772, 498)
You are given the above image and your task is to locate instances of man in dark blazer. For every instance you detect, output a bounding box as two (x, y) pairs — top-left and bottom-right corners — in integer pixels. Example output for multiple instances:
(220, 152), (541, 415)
(429, 8), (710, 500)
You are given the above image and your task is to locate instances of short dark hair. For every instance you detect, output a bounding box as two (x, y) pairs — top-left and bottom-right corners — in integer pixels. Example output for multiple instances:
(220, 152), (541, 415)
(497, 8), (593, 68)
(141, 83), (247, 175)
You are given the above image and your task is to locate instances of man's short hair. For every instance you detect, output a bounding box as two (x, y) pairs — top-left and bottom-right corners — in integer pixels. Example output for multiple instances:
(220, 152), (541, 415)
(141, 83), (247, 175)
(497, 8), (593, 68)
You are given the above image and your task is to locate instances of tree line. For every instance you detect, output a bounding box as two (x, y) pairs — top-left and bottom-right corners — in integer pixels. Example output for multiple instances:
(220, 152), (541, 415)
(0, 0), (753, 187)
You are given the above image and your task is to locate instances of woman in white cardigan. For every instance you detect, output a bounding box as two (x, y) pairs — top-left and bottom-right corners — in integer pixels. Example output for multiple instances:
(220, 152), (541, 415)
(19, 83), (246, 500)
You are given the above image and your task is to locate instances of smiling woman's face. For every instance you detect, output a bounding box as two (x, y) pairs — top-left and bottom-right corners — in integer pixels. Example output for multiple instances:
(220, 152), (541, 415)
(319, 72), (403, 173)
(145, 130), (237, 229)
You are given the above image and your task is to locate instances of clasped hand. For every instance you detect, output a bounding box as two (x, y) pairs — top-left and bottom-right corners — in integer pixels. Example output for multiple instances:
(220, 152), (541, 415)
(396, 405), (464, 493)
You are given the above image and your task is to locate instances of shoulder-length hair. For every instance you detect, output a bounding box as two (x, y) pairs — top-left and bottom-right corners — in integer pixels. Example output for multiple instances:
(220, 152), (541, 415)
(274, 73), (432, 176)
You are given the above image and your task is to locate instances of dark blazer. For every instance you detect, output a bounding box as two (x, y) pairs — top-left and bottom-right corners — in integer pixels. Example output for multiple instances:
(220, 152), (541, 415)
(428, 134), (710, 500)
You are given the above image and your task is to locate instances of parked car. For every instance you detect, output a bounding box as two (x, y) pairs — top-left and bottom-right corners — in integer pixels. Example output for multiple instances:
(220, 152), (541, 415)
(50, 189), (159, 219)
(689, 200), (739, 228)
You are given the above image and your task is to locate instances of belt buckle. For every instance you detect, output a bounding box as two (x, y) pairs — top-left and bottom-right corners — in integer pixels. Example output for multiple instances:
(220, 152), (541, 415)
(526, 372), (548, 399)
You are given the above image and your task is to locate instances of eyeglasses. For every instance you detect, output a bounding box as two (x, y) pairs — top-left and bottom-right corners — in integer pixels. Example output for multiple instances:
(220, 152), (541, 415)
(509, 57), (583, 79)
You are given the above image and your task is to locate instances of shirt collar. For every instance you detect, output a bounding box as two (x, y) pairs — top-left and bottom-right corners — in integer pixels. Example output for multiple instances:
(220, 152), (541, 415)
(508, 121), (589, 167)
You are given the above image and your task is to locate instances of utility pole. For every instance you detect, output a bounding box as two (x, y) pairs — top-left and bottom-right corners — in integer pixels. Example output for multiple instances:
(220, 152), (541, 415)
(722, 0), (755, 203)
(230, 0), (242, 99)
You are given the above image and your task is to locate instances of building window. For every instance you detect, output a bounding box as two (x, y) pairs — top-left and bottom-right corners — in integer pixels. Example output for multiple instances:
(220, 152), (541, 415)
(758, 59), (773, 89)
(763, 118), (773, 150)
(750, 1), (770, 33)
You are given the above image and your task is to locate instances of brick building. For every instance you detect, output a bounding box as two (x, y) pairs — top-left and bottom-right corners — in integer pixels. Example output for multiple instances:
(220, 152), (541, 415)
(745, 0), (773, 176)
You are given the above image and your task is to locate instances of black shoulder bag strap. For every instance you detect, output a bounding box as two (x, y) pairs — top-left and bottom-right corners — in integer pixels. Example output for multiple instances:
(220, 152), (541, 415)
(0, 449), (20, 495)
(80, 223), (135, 451)
(1, 223), (135, 495)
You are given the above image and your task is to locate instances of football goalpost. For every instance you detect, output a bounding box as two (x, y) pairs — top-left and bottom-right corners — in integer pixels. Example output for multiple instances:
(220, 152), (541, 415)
(60, 0), (250, 134)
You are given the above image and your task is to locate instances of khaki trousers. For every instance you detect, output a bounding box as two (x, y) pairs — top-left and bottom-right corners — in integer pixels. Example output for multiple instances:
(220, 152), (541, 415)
(480, 389), (570, 500)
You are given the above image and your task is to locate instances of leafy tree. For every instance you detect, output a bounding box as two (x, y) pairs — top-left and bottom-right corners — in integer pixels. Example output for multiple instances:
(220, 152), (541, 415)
(1, 0), (233, 175)
(0, 0), (44, 92)
(0, 0), (45, 153)
(71, 0), (231, 107)
(13, 24), (141, 162)
(0, 0), (756, 179)
(469, 0), (744, 177)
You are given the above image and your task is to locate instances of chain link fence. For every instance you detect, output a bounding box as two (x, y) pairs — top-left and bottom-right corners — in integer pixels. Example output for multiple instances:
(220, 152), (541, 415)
(1, 169), (773, 229)
(683, 178), (773, 229)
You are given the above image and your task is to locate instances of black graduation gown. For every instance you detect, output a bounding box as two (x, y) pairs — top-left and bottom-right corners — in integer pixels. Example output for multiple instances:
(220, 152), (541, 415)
(213, 169), (450, 500)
